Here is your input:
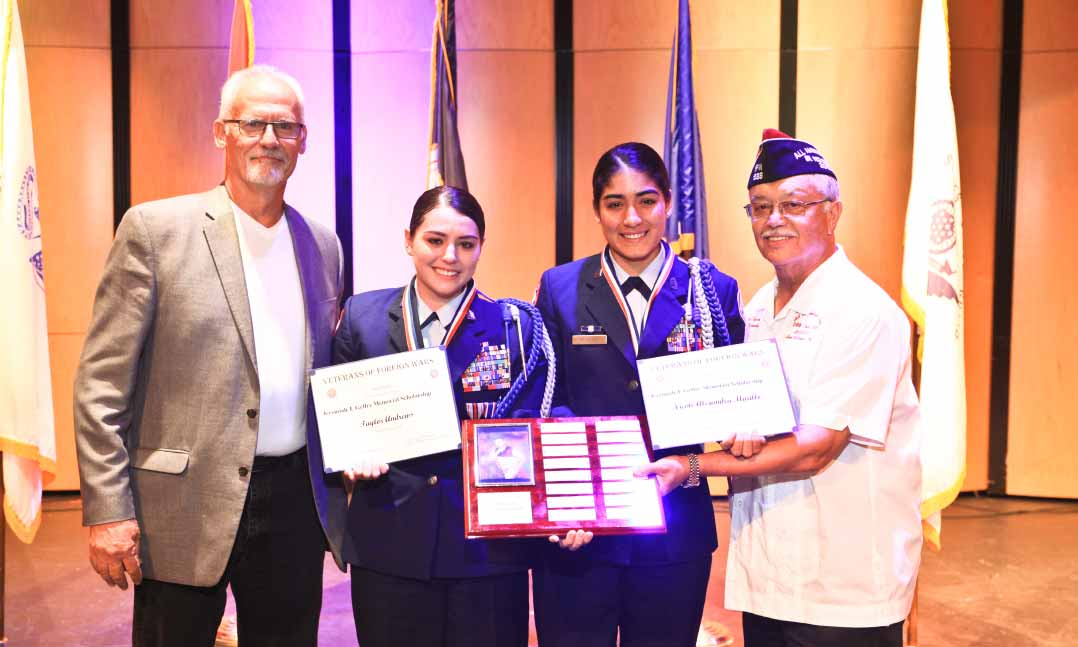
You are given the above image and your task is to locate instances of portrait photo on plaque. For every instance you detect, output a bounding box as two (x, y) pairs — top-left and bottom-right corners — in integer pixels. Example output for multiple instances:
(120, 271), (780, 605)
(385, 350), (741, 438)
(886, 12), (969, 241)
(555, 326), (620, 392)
(474, 423), (535, 486)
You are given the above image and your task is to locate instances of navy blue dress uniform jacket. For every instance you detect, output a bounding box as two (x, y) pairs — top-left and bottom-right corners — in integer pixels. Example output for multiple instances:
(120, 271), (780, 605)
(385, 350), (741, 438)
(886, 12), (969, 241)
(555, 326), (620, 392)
(535, 253), (745, 565)
(333, 286), (545, 580)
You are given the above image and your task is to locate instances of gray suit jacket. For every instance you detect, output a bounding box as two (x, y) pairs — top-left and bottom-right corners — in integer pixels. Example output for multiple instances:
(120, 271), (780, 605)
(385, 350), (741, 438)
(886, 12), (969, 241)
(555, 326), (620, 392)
(74, 185), (350, 586)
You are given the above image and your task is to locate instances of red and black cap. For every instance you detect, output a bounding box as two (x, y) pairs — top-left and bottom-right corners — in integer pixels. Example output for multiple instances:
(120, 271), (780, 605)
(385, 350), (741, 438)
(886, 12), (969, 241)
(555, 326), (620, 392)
(747, 128), (837, 188)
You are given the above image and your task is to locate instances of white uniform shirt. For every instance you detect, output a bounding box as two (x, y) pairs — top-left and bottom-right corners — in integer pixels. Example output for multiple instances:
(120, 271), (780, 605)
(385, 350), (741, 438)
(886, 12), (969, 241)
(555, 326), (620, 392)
(232, 202), (308, 457)
(608, 245), (667, 334)
(416, 288), (467, 349)
(725, 246), (923, 628)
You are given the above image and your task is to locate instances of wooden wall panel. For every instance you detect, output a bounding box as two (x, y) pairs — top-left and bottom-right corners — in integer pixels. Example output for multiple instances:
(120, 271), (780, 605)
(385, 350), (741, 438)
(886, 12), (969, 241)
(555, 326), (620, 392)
(22, 0), (108, 47)
(28, 0), (1053, 500)
(130, 1), (335, 227)
(249, 2), (333, 51)
(573, 2), (670, 262)
(796, 1), (918, 302)
(573, 1), (781, 281)
(129, 49), (225, 204)
(692, 2), (783, 50)
(256, 9), (335, 232)
(349, 2), (431, 293)
(23, 0), (112, 490)
(799, 0), (921, 50)
(797, 0), (919, 300)
(1007, 2), (1078, 497)
(950, 0), (1003, 49)
(574, 0), (670, 51)
(798, 1), (1002, 494)
(460, 51), (555, 300)
(690, 2), (783, 298)
(352, 0), (433, 52)
(458, 0), (551, 50)
(351, 50), (433, 291)
(351, 0), (555, 299)
(950, 0), (1002, 492)
(460, 1), (553, 300)
(572, 49), (667, 260)
(27, 48), (114, 334)
(42, 336), (86, 490)
(1022, 0), (1078, 52)
(258, 49), (337, 234)
(695, 48), (782, 298)
(130, 0), (230, 47)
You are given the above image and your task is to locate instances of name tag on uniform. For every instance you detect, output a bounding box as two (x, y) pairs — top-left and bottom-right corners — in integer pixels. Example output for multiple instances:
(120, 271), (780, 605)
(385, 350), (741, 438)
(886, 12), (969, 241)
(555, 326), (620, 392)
(572, 334), (607, 345)
(572, 325), (607, 346)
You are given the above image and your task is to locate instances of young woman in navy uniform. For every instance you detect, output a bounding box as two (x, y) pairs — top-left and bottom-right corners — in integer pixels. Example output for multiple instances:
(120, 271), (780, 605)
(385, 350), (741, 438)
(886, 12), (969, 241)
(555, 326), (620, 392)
(532, 142), (745, 646)
(334, 186), (547, 647)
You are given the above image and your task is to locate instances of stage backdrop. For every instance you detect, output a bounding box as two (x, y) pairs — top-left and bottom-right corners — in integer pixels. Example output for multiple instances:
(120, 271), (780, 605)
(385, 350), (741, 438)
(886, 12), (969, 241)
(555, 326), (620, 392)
(19, 0), (1078, 499)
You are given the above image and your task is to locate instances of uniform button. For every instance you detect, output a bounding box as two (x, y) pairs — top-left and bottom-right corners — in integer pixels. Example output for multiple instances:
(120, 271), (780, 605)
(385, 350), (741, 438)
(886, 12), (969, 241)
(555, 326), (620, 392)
(238, 466), (249, 477)
(427, 475), (439, 486)
(627, 379), (640, 391)
(246, 409), (258, 419)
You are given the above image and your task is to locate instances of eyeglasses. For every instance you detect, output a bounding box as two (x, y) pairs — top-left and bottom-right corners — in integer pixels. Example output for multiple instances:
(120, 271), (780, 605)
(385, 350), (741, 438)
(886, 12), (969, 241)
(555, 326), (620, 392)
(743, 199), (831, 221)
(221, 119), (305, 140)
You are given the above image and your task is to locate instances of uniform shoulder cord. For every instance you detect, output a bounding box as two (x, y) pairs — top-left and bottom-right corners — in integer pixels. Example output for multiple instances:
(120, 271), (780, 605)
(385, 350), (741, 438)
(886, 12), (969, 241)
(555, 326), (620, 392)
(493, 298), (556, 418)
(687, 257), (731, 349)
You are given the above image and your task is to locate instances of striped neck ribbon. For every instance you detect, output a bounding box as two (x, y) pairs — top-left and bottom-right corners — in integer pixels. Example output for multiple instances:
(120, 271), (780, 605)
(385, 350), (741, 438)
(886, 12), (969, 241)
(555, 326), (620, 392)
(401, 276), (477, 351)
(600, 240), (676, 354)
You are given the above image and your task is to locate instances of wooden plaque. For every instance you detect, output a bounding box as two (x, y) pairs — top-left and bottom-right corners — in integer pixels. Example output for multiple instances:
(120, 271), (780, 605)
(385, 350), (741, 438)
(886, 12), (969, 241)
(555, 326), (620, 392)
(461, 416), (667, 538)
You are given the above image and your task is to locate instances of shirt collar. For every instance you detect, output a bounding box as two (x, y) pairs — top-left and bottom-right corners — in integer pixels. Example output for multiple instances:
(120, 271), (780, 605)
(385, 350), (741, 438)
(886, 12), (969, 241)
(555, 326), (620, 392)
(415, 285), (468, 328)
(772, 244), (849, 319)
(230, 199), (286, 233)
(608, 244), (667, 287)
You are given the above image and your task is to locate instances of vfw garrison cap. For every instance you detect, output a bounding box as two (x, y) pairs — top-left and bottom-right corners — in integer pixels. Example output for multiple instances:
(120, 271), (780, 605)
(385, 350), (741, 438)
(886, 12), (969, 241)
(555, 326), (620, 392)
(747, 128), (837, 188)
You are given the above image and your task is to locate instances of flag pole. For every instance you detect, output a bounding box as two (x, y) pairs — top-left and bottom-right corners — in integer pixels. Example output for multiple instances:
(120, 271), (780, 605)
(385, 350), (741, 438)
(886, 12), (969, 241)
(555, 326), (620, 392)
(904, 324), (923, 647)
(906, 578), (919, 646)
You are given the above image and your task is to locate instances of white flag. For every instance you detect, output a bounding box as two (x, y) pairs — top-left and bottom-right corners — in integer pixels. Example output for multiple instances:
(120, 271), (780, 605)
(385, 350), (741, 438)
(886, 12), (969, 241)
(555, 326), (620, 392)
(901, 0), (965, 551)
(0, 0), (56, 543)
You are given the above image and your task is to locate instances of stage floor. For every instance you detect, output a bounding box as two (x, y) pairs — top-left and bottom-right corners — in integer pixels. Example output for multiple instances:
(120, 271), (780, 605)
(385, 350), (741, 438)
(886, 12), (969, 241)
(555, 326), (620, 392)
(6, 494), (1076, 646)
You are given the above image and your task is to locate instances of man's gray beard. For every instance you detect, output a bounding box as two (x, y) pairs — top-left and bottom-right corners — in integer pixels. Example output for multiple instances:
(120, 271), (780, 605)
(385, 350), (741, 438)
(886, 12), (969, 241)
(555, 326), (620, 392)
(244, 161), (286, 187)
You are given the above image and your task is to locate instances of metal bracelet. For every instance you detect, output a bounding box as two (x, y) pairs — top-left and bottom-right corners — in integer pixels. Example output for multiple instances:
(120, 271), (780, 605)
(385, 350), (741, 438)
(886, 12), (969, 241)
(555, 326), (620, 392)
(682, 452), (701, 488)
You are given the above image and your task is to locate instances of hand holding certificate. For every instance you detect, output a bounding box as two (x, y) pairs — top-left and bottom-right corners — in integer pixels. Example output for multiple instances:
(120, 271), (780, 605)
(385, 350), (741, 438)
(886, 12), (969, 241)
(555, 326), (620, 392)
(636, 339), (797, 450)
(310, 347), (462, 472)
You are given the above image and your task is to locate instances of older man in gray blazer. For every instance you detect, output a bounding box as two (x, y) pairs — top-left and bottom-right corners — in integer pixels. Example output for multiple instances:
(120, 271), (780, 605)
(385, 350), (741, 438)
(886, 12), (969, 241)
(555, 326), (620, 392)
(74, 65), (347, 646)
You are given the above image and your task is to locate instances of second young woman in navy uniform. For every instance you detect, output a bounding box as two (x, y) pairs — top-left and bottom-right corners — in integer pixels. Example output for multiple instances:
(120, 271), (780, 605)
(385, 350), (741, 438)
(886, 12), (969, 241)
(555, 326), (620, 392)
(334, 186), (544, 647)
(532, 142), (745, 646)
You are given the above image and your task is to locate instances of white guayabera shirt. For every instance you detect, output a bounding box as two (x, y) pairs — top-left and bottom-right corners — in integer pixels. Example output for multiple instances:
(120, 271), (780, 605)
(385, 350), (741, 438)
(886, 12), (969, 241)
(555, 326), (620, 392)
(726, 246), (923, 628)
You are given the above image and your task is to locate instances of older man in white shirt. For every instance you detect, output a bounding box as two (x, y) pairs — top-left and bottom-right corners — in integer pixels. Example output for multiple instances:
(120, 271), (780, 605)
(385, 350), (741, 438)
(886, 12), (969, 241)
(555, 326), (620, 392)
(639, 129), (922, 647)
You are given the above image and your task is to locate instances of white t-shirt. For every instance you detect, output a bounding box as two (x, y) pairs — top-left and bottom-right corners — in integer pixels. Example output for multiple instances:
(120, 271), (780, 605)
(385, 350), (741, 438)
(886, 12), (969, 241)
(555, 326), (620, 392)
(725, 246), (923, 628)
(232, 202), (308, 457)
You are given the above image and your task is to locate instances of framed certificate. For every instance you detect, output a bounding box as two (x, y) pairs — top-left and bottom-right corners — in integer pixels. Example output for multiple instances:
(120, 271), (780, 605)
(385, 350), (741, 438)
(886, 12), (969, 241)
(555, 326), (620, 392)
(310, 347), (462, 472)
(636, 339), (797, 450)
(461, 416), (667, 539)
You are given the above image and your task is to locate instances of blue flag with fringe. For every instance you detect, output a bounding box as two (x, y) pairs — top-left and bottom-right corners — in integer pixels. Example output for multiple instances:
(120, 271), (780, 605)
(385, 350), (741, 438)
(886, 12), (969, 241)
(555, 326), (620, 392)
(663, 0), (708, 259)
(427, 0), (467, 190)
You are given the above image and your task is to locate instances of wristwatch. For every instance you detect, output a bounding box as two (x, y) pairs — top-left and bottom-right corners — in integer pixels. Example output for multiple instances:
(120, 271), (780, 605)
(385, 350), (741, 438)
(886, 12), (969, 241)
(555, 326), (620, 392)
(681, 453), (700, 488)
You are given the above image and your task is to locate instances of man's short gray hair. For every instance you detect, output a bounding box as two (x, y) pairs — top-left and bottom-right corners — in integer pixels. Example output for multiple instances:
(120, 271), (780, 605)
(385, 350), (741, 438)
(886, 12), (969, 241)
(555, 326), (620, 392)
(218, 64), (305, 121)
(809, 174), (841, 202)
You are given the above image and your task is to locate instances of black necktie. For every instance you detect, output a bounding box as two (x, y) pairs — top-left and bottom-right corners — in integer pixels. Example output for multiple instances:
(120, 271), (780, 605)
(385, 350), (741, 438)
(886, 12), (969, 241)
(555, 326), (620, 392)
(621, 276), (652, 300)
(421, 312), (439, 329)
